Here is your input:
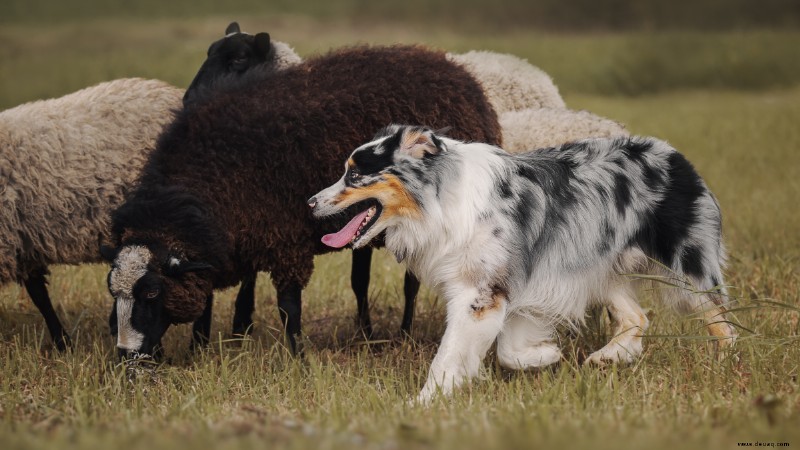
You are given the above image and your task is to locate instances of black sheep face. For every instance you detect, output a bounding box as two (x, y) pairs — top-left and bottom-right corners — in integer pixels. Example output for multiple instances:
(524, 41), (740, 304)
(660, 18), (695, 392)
(105, 244), (213, 359)
(183, 21), (273, 105)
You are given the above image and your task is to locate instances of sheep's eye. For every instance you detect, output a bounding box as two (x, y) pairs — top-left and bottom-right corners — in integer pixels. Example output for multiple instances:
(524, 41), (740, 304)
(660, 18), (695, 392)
(145, 289), (160, 300)
(230, 58), (247, 71)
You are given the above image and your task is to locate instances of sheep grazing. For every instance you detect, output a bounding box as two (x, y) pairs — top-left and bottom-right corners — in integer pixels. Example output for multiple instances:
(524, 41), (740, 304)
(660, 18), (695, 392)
(104, 45), (501, 359)
(0, 78), (183, 350)
(184, 23), (422, 339)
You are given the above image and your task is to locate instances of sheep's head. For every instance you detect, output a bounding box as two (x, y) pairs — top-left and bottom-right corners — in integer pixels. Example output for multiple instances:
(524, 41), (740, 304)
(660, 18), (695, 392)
(103, 243), (213, 359)
(183, 21), (273, 106)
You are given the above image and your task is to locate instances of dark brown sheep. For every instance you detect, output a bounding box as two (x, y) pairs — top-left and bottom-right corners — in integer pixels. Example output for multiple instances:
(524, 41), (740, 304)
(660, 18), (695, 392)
(184, 22), (418, 340)
(104, 45), (501, 358)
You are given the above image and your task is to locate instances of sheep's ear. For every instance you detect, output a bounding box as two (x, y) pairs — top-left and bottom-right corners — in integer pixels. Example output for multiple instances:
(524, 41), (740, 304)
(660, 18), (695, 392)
(225, 22), (241, 35)
(254, 33), (273, 59)
(398, 127), (446, 159)
(165, 257), (214, 276)
(99, 244), (119, 263)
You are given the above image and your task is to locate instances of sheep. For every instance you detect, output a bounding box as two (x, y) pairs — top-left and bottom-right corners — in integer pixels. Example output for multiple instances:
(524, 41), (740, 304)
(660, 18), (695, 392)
(0, 78), (183, 350)
(446, 51), (566, 113)
(499, 107), (628, 152)
(103, 45), (502, 359)
(185, 23), (422, 340)
(184, 22), (302, 106)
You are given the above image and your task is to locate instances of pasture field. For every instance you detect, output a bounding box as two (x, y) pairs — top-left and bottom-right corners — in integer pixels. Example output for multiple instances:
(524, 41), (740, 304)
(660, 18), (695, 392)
(1, 11), (799, 450)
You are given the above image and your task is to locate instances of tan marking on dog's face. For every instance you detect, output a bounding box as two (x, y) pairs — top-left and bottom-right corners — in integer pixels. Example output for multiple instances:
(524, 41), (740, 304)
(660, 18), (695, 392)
(332, 173), (421, 220)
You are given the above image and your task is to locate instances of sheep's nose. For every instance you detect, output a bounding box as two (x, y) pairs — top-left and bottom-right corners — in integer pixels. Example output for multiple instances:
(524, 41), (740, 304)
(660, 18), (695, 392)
(307, 196), (317, 208)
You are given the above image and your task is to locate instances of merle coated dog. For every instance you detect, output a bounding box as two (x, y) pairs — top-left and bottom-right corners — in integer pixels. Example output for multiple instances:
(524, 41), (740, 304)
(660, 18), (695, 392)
(309, 125), (737, 401)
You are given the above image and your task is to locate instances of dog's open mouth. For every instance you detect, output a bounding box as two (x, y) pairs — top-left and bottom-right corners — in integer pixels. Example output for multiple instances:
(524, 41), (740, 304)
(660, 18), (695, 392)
(322, 201), (382, 248)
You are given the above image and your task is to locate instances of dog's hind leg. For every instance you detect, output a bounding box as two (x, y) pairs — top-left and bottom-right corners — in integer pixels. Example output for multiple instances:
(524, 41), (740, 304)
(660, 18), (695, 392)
(496, 314), (561, 371)
(417, 284), (507, 403)
(585, 284), (648, 366)
(684, 278), (737, 349)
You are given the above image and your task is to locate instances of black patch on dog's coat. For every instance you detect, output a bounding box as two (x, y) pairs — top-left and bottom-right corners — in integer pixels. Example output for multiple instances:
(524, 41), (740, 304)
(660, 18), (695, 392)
(597, 219), (614, 256)
(631, 152), (706, 266)
(680, 245), (705, 279)
(351, 144), (396, 176)
(497, 178), (514, 199)
(613, 172), (632, 216)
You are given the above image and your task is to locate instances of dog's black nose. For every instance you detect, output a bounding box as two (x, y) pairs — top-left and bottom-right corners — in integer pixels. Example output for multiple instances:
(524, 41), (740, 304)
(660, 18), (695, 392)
(307, 196), (317, 208)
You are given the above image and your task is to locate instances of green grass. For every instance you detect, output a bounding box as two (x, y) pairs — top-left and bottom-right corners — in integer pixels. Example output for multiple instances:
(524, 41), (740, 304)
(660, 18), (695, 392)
(2, 13), (800, 450)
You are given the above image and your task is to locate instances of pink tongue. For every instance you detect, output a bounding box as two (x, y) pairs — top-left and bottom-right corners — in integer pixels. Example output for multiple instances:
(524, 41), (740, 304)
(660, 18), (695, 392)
(322, 209), (371, 248)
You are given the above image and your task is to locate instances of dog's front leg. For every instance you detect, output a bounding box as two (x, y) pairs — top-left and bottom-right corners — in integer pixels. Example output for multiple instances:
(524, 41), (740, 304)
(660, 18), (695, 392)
(417, 285), (507, 403)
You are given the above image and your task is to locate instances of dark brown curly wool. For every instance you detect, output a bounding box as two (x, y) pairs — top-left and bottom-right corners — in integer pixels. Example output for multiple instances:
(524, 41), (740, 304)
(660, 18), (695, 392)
(113, 45), (501, 323)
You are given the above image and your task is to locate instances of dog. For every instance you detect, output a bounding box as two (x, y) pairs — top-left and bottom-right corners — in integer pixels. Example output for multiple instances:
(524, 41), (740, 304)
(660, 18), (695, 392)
(308, 124), (737, 402)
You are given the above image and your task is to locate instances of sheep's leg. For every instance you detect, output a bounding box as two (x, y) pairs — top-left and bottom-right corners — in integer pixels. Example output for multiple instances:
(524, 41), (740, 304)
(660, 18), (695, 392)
(108, 299), (118, 336)
(351, 247), (373, 338)
(401, 272), (420, 336)
(24, 268), (70, 351)
(232, 271), (257, 336)
(277, 282), (303, 355)
(190, 293), (214, 350)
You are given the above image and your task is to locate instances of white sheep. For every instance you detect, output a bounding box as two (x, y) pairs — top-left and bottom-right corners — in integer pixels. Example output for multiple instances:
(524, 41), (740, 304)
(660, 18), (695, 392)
(499, 107), (629, 152)
(446, 50), (566, 113)
(0, 78), (183, 349)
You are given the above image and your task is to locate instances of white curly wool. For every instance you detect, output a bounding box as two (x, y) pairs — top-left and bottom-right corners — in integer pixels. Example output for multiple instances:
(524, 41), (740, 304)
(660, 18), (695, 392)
(0, 78), (183, 282)
(447, 51), (566, 114)
(499, 107), (628, 153)
(271, 40), (303, 71)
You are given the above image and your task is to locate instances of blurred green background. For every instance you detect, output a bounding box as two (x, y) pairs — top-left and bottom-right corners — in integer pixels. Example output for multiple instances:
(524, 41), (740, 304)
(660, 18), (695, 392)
(2, 0), (800, 108)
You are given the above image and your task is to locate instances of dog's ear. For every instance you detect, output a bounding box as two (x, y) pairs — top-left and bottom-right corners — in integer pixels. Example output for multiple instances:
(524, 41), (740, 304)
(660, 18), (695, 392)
(399, 127), (446, 159)
(225, 22), (241, 35)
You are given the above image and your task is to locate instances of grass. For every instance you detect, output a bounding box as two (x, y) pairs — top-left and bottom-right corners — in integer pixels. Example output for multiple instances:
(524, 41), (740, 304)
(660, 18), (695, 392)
(2, 19), (800, 108)
(2, 12), (800, 450)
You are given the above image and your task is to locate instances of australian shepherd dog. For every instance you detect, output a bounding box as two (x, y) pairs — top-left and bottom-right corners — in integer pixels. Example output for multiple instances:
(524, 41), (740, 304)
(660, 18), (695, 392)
(308, 124), (737, 402)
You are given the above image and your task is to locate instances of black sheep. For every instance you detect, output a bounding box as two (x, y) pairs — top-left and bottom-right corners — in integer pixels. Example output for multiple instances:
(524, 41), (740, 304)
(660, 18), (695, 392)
(103, 45), (501, 358)
(183, 22), (420, 339)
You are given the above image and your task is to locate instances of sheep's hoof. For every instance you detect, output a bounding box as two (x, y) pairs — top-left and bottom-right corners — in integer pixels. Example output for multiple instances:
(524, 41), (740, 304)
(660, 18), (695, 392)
(124, 354), (159, 382)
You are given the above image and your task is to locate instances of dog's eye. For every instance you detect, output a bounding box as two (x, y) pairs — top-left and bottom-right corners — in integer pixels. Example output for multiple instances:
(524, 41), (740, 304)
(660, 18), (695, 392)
(144, 289), (160, 300)
(349, 170), (361, 181)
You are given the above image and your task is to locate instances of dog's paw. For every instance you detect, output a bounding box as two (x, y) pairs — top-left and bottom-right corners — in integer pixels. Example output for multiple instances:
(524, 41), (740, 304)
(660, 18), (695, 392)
(584, 341), (641, 367)
(497, 341), (562, 371)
